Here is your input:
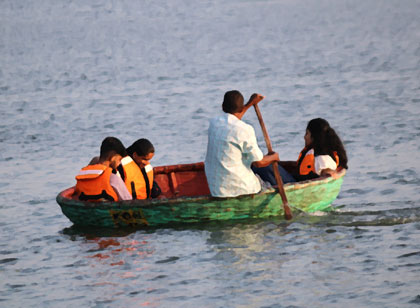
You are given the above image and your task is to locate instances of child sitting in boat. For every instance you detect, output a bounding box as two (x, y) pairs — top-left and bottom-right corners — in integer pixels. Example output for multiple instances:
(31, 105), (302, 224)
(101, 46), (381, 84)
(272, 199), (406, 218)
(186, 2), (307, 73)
(74, 137), (132, 201)
(117, 138), (161, 199)
(253, 118), (348, 184)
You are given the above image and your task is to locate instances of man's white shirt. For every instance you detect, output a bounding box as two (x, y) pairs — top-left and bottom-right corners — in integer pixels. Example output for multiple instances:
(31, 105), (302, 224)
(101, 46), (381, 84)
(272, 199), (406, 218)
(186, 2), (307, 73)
(204, 113), (264, 197)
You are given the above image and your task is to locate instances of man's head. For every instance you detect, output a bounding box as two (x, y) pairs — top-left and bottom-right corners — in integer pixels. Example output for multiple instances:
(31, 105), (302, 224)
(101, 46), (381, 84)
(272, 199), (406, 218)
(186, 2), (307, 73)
(222, 90), (244, 114)
(99, 136), (127, 169)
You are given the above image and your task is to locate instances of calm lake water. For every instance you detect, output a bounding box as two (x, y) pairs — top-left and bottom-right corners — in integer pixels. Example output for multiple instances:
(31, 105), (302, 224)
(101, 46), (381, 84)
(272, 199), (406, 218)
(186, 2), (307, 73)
(1, 0), (420, 307)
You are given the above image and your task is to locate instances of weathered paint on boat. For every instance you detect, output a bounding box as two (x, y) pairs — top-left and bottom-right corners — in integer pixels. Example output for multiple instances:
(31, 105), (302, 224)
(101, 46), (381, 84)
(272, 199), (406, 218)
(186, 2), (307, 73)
(56, 163), (346, 228)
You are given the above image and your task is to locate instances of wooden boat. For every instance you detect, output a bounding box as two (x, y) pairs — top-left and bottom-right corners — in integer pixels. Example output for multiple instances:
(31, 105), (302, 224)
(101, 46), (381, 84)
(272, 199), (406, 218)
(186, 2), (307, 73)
(56, 162), (346, 228)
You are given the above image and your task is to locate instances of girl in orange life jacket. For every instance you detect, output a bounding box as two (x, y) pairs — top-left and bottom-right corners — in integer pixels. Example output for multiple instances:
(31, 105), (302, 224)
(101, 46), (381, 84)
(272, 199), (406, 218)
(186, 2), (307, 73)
(293, 118), (348, 181)
(75, 136), (132, 202)
(117, 138), (161, 199)
(252, 118), (348, 184)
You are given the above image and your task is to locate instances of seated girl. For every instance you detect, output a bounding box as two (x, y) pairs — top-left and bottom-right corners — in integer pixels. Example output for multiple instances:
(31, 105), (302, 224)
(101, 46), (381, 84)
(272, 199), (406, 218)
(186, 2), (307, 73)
(253, 118), (348, 185)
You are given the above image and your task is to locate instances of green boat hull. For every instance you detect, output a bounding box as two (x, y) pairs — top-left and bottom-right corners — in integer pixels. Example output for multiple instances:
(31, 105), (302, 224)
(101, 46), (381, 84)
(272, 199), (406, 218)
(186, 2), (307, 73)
(57, 169), (345, 228)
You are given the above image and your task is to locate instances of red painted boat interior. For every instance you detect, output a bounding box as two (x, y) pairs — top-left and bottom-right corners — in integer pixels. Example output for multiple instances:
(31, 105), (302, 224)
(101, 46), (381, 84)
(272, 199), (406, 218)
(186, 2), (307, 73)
(61, 187), (76, 199)
(154, 162), (210, 198)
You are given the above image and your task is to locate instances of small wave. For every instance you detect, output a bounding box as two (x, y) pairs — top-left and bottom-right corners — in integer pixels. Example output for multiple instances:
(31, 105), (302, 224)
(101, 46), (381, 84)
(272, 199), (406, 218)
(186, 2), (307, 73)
(0, 258), (18, 265)
(398, 251), (420, 259)
(299, 205), (420, 227)
(307, 211), (328, 217)
(409, 295), (420, 304)
(155, 256), (179, 264)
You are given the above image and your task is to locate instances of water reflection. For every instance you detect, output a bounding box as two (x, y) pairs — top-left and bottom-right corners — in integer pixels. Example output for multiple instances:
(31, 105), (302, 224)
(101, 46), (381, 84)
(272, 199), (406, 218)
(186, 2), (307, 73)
(86, 237), (155, 268)
(60, 226), (162, 306)
(61, 226), (155, 276)
(54, 205), (420, 307)
(61, 225), (141, 238)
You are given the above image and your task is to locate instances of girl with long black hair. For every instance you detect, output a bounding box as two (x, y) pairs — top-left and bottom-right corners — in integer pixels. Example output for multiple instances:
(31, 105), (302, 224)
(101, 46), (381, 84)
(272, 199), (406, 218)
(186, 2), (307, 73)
(253, 118), (348, 184)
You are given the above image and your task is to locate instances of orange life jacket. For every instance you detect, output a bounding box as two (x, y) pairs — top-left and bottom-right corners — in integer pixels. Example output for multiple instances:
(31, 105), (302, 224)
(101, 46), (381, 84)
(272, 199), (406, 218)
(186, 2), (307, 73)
(297, 147), (339, 176)
(75, 164), (118, 201)
(120, 156), (154, 199)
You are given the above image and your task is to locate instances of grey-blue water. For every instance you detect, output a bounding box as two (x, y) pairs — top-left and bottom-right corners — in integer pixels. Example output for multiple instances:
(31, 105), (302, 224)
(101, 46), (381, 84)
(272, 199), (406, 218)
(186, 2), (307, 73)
(1, 0), (420, 307)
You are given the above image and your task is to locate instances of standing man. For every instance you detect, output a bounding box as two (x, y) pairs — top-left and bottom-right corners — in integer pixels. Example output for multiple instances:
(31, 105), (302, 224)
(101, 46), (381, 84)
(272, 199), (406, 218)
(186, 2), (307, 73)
(204, 90), (279, 197)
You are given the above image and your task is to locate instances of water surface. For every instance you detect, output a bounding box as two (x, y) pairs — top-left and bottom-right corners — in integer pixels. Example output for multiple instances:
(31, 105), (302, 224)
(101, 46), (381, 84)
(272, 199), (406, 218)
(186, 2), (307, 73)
(1, 0), (419, 307)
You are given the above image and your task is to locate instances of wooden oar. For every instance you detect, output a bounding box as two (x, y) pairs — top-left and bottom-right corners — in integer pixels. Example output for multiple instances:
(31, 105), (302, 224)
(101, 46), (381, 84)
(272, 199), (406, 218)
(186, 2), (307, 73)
(253, 104), (293, 220)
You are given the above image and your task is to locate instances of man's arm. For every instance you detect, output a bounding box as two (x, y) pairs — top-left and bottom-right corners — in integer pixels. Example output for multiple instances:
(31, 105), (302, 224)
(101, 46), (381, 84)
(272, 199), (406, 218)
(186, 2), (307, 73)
(252, 152), (280, 168)
(238, 93), (265, 118)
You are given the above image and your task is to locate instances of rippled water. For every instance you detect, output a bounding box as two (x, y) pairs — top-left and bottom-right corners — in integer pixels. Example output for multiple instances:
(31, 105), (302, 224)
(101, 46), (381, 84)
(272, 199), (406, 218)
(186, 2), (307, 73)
(1, 0), (420, 307)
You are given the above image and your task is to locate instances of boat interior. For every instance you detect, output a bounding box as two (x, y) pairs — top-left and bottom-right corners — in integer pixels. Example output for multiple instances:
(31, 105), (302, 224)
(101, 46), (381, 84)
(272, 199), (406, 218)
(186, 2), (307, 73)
(61, 161), (301, 200)
(153, 161), (298, 199)
(154, 162), (210, 198)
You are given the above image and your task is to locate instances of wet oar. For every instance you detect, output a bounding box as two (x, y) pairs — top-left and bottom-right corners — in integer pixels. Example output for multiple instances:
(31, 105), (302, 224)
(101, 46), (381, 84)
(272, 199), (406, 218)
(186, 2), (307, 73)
(253, 104), (293, 220)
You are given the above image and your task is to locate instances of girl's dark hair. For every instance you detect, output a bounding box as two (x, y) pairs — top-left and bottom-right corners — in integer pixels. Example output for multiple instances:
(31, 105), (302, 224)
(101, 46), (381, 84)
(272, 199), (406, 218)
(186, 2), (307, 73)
(307, 118), (348, 169)
(126, 138), (154, 157)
